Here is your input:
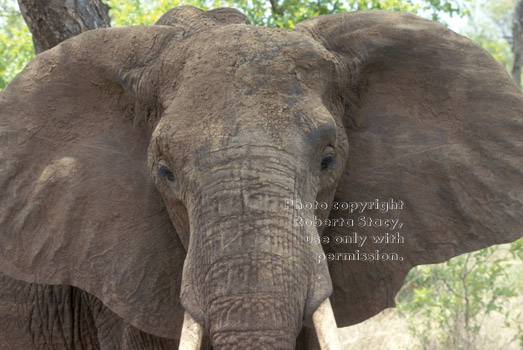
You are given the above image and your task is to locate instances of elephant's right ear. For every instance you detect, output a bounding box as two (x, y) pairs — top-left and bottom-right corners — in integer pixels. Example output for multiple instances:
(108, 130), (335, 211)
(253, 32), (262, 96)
(0, 26), (188, 339)
(297, 11), (523, 327)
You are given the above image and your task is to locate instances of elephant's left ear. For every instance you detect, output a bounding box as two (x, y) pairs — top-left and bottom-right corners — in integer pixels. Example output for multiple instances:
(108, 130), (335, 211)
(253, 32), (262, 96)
(0, 26), (187, 339)
(297, 11), (523, 327)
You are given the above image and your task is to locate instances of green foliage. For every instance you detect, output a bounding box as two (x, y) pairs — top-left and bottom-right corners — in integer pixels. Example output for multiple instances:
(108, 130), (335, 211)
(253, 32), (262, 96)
(397, 239), (523, 350)
(419, 0), (469, 22)
(216, 0), (467, 29)
(0, 0), (33, 89)
(107, 0), (211, 26)
(219, 0), (344, 28)
(106, 0), (467, 29)
(460, 0), (515, 73)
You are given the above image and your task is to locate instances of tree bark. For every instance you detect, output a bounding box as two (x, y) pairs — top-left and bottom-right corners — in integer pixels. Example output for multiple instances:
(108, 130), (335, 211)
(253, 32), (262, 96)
(512, 0), (523, 88)
(18, 0), (111, 54)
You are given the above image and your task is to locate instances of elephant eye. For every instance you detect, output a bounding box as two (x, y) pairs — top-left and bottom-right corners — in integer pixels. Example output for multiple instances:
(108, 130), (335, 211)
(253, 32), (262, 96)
(320, 155), (336, 171)
(158, 167), (175, 181)
(157, 160), (175, 182)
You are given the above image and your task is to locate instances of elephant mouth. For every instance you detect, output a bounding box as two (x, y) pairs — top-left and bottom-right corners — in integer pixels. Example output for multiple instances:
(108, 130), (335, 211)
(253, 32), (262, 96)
(178, 298), (341, 349)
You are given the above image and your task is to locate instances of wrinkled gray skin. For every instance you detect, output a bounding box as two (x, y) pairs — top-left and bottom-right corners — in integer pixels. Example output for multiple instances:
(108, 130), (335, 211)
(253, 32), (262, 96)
(0, 5), (522, 350)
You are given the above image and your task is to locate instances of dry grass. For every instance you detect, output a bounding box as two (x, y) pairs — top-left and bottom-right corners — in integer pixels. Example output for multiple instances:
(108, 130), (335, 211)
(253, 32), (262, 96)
(339, 308), (414, 349)
(338, 298), (522, 350)
(337, 242), (523, 350)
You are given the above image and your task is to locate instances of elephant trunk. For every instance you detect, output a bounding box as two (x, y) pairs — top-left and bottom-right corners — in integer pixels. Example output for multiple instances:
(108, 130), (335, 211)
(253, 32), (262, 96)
(186, 223), (312, 349)
(179, 150), (333, 349)
(209, 296), (299, 349)
(205, 254), (306, 349)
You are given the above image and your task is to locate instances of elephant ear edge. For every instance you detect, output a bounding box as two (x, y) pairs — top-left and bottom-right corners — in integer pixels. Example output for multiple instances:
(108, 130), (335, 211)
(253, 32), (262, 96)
(155, 5), (251, 30)
(296, 11), (523, 326)
(0, 26), (187, 339)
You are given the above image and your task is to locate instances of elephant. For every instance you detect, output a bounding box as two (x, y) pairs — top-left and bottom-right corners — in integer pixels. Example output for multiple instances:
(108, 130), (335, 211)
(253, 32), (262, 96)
(0, 5), (522, 350)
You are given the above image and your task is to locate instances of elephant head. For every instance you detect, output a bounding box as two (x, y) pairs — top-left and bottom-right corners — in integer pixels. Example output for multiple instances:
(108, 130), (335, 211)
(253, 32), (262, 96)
(0, 5), (522, 349)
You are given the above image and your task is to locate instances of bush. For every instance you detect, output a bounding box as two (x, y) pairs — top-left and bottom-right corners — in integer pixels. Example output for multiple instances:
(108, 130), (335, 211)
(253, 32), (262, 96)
(397, 239), (523, 350)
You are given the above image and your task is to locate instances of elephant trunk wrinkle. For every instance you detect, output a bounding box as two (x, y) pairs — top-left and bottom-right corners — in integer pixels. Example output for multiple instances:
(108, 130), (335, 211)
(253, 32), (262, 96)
(210, 328), (297, 350)
(200, 252), (310, 302)
(208, 294), (301, 350)
(195, 231), (312, 348)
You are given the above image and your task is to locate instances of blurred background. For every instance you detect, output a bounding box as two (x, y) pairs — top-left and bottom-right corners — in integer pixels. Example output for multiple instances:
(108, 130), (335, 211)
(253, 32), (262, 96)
(1, 1), (522, 349)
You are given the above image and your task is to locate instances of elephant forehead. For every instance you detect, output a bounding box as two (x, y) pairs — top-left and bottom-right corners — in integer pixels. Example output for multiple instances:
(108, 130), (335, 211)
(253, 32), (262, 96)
(173, 25), (337, 97)
(159, 25), (339, 146)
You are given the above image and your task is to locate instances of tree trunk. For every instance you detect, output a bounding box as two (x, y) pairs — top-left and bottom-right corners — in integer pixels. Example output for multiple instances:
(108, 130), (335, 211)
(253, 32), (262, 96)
(17, 0), (111, 54)
(512, 0), (523, 88)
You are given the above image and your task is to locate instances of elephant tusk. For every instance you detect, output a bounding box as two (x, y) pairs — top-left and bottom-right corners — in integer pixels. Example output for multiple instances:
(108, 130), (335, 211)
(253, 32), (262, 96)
(312, 298), (342, 350)
(179, 311), (203, 350)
